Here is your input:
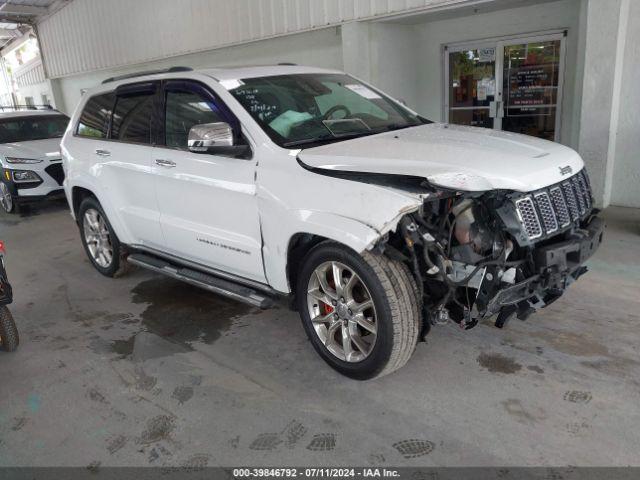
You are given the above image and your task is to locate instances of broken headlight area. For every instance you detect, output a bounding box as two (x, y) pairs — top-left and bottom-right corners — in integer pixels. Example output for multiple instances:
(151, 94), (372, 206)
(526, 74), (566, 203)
(377, 187), (604, 337)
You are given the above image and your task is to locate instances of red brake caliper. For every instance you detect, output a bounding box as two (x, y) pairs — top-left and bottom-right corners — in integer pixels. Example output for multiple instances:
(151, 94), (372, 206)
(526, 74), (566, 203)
(321, 303), (334, 315)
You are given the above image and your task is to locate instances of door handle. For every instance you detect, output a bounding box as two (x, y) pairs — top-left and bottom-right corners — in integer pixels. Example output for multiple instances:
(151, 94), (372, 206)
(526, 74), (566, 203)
(95, 149), (111, 157)
(155, 159), (176, 168)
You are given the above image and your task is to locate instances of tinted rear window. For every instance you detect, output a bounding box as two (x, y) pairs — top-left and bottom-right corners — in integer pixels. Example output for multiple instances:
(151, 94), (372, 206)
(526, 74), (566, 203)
(111, 93), (154, 144)
(76, 92), (115, 138)
(0, 114), (69, 143)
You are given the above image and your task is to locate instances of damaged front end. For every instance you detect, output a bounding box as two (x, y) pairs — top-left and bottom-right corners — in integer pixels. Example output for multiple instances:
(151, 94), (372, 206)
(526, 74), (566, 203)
(376, 169), (605, 335)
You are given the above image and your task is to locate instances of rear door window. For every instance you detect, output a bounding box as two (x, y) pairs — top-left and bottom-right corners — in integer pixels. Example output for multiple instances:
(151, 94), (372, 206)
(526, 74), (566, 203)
(76, 92), (115, 138)
(111, 93), (154, 144)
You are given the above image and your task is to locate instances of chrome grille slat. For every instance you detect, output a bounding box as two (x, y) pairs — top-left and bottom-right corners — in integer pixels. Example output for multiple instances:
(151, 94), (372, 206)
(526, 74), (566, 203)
(562, 181), (580, 220)
(515, 196), (542, 239)
(550, 187), (571, 227)
(572, 176), (586, 215)
(577, 171), (592, 210)
(534, 192), (558, 234)
(514, 169), (593, 241)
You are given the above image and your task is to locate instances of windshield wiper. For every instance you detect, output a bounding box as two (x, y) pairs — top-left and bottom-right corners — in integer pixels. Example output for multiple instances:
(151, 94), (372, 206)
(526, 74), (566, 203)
(282, 121), (423, 148)
(283, 130), (376, 148)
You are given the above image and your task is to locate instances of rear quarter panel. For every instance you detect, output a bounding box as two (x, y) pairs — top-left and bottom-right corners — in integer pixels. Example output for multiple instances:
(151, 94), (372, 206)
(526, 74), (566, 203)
(61, 96), (137, 245)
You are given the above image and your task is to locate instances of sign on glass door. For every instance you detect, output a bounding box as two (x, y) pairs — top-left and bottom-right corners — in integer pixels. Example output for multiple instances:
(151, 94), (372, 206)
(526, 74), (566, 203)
(502, 40), (561, 141)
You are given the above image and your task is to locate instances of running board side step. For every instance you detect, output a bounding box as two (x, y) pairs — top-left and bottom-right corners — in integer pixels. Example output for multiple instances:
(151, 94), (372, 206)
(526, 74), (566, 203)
(127, 253), (274, 309)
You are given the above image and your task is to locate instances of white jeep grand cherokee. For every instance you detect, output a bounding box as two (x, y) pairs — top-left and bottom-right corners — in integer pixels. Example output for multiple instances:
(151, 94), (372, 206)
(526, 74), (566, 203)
(61, 65), (604, 379)
(0, 109), (69, 213)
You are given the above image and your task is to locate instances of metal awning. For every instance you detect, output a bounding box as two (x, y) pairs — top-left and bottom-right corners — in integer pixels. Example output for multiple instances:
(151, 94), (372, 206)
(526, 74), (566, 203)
(0, 0), (60, 49)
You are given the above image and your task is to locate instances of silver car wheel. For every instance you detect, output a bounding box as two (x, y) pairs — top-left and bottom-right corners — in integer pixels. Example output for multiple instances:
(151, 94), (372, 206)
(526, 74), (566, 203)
(83, 208), (113, 268)
(306, 261), (377, 363)
(0, 183), (13, 213)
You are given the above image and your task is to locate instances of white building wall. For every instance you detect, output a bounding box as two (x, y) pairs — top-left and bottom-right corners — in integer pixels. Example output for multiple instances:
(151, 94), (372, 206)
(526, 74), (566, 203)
(14, 59), (46, 88)
(37, 0), (483, 79)
(16, 81), (51, 105)
(369, 23), (420, 109)
(341, 21), (420, 109)
(53, 27), (343, 115)
(35, 0), (639, 208)
(12, 58), (52, 106)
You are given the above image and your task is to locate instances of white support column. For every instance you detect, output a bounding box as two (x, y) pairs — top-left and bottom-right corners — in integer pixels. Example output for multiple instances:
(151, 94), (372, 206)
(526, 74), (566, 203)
(46, 77), (67, 113)
(610, 0), (640, 208)
(341, 21), (372, 82)
(602, 0), (630, 207)
(342, 20), (420, 110)
(576, 0), (628, 208)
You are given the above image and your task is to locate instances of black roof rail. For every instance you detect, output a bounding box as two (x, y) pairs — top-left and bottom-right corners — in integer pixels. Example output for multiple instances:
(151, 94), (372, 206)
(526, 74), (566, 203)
(102, 66), (193, 85)
(0, 104), (55, 112)
(278, 62), (297, 66)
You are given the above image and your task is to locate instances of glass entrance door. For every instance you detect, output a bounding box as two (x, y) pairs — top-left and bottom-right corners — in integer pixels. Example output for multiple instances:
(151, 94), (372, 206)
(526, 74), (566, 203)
(445, 33), (565, 142)
(447, 45), (497, 129)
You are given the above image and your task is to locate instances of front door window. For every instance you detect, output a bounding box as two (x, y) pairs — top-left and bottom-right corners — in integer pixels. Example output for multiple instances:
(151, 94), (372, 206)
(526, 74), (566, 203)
(445, 34), (565, 142)
(165, 90), (224, 148)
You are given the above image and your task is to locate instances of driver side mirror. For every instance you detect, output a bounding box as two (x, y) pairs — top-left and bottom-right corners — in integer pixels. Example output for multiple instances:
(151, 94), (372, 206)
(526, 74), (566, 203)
(187, 122), (251, 158)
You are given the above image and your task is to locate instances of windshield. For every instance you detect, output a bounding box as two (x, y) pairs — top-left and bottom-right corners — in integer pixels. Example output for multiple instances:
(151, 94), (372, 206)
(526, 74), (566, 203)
(228, 73), (426, 148)
(0, 114), (69, 144)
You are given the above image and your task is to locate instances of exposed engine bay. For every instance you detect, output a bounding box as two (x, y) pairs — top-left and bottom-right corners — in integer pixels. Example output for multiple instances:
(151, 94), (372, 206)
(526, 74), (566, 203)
(375, 169), (605, 336)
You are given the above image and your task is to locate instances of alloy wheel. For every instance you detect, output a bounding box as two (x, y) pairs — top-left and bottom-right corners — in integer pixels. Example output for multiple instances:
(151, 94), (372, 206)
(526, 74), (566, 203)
(306, 261), (377, 363)
(83, 208), (113, 268)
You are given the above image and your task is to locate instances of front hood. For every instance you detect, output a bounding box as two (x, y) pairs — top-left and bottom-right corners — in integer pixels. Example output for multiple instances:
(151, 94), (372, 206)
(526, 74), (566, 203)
(0, 138), (63, 161)
(298, 123), (584, 192)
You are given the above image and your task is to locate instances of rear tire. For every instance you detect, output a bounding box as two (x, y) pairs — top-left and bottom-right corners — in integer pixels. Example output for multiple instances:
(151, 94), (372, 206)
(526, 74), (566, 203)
(296, 242), (421, 380)
(0, 305), (18, 352)
(78, 196), (128, 278)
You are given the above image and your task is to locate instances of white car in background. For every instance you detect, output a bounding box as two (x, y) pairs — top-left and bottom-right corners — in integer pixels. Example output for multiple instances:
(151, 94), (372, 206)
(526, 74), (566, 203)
(0, 109), (70, 214)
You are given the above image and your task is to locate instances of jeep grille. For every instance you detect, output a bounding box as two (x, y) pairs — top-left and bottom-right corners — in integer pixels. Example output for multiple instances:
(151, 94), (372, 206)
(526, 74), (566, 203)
(514, 169), (592, 241)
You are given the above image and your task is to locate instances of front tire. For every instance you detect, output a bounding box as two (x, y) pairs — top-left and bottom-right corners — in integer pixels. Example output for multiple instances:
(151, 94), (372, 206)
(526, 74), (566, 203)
(78, 197), (126, 277)
(0, 182), (16, 214)
(0, 306), (18, 352)
(296, 242), (421, 380)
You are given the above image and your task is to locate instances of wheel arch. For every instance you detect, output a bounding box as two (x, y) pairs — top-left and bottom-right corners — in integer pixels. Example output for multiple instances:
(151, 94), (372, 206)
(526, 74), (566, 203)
(275, 211), (385, 295)
(69, 182), (133, 246)
(286, 233), (329, 299)
(71, 186), (96, 221)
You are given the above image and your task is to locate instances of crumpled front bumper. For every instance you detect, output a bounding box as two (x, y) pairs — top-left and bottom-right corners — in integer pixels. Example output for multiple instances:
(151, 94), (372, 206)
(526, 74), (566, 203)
(482, 215), (605, 317)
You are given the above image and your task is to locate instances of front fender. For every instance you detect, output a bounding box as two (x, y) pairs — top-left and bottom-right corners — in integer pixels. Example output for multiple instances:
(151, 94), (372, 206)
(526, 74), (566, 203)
(257, 149), (428, 292)
(261, 207), (409, 293)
